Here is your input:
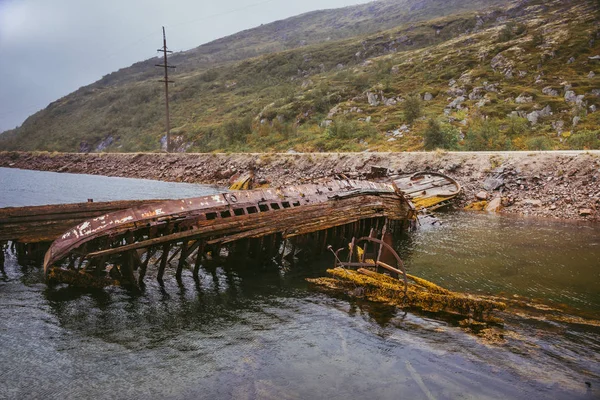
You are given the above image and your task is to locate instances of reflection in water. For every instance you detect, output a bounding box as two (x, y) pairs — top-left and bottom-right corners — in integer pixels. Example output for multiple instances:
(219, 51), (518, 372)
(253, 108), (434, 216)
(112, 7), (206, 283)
(397, 212), (600, 318)
(1, 237), (598, 399)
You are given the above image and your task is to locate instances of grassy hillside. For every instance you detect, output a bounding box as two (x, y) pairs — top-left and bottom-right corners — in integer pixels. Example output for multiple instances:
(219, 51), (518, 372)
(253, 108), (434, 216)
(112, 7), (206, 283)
(1, 0), (599, 153)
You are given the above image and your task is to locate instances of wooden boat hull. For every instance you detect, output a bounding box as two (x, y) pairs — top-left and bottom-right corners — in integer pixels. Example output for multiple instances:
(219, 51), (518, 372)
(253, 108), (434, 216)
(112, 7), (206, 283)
(43, 179), (415, 285)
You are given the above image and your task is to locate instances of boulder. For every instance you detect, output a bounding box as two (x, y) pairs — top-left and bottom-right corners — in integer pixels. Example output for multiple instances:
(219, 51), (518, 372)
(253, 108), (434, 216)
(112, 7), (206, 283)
(573, 116), (581, 127)
(542, 86), (558, 96)
(589, 71), (596, 79)
(476, 191), (489, 200)
(565, 90), (585, 106)
(468, 87), (484, 100)
(448, 96), (466, 109)
(367, 92), (379, 106)
(423, 92), (433, 101)
(515, 94), (533, 104)
(485, 197), (502, 212)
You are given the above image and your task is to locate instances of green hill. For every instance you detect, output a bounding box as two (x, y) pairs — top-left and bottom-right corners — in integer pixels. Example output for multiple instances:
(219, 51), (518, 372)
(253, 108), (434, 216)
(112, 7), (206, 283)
(1, 0), (598, 152)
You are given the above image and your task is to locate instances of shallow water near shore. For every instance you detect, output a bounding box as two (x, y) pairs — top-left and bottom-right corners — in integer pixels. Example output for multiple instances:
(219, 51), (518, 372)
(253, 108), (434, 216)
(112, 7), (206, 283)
(0, 168), (599, 399)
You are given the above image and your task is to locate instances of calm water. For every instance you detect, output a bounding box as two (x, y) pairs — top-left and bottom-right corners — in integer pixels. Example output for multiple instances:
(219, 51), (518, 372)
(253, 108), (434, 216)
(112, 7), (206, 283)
(1, 168), (599, 399)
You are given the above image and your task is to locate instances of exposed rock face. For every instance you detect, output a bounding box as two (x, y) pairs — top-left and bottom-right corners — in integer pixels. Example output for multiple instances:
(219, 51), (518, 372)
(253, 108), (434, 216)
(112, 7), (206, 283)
(367, 92), (380, 106)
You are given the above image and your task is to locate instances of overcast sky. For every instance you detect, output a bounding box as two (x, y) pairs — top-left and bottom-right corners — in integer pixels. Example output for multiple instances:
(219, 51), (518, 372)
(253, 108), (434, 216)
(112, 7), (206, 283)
(0, 0), (371, 132)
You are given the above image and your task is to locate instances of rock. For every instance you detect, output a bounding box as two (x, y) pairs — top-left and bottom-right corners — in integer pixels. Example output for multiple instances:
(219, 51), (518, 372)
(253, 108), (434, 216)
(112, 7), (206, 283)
(449, 79), (457, 86)
(592, 89), (600, 97)
(96, 136), (114, 152)
(327, 105), (340, 118)
(491, 53), (510, 71)
(367, 92), (379, 106)
(484, 82), (499, 92)
(565, 90), (585, 106)
(448, 96), (466, 109)
(579, 208), (593, 216)
(321, 120), (332, 127)
(483, 168), (506, 191)
(476, 191), (489, 200)
(552, 120), (565, 134)
(567, 57), (576, 64)
(476, 98), (490, 108)
(573, 116), (581, 127)
(391, 65), (400, 74)
(588, 55), (600, 61)
(468, 87), (484, 100)
(79, 141), (92, 153)
(447, 87), (466, 97)
(515, 94), (533, 104)
(523, 199), (542, 207)
(485, 197), (502, 212)
(384, 98), (397, 106)
(542, 86), (558, 96)
(423, 92), (433, 101)
(527, 111), (540, 124)
(591, 105), (597, 113)
(589, 71), (596, 79)
(365, 116), (372, 123)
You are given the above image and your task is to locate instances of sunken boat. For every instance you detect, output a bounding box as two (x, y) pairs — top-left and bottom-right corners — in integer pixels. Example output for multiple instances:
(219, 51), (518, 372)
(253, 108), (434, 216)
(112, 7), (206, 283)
(43, 179), (418, 286)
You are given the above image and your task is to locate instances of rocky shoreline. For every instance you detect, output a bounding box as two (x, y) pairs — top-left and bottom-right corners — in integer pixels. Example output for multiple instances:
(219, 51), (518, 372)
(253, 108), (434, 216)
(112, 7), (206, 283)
(1, 151), (599, 221)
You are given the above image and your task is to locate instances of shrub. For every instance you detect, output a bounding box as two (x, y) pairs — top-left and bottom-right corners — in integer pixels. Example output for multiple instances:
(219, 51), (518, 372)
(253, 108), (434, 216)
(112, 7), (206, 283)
(525, 135), (553, 150)
(465, 119), (510, 151)
(568, 130), (600, 149)
(505, 115), (529, 136)
(403, 95), (422, 124)
(423, 118), (460, 150)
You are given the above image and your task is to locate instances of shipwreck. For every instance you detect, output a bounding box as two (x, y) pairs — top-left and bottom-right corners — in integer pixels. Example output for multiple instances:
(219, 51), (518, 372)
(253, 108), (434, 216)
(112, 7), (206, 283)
(34, 171), (461, 287)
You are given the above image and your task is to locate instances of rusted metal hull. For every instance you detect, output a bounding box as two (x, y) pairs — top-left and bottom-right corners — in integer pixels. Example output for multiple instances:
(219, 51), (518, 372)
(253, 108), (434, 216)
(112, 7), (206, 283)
(43, 179), (415, 286)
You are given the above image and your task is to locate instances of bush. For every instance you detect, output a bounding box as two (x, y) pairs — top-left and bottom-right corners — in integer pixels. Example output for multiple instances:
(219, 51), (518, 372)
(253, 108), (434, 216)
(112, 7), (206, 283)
(423, 118), (460, 150)
(498, 22), (527, 42)
(403, 95), (422, 124)
(222, 116), (253, 144)
(568, 130), (600, 149)
(525, 136), (553, 150)
(505, 115), (529, 136)
(465, 119), (511, 151)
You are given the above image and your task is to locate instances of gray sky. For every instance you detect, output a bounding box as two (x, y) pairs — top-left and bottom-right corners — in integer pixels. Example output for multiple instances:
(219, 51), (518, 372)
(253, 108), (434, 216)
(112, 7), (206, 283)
(0, 0), (370, 132)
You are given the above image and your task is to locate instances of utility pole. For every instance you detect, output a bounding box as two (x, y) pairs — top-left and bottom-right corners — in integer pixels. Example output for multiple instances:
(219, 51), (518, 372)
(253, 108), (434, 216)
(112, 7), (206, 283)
(156, 26), (175, 152)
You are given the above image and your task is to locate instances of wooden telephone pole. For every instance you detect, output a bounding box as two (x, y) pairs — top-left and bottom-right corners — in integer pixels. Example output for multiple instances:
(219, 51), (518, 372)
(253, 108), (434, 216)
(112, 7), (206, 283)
(156, 27), (175, 152)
